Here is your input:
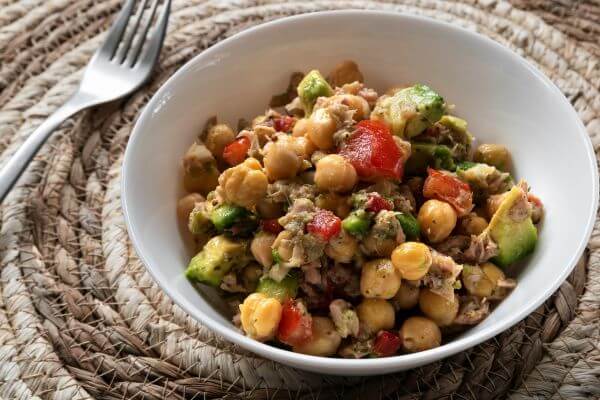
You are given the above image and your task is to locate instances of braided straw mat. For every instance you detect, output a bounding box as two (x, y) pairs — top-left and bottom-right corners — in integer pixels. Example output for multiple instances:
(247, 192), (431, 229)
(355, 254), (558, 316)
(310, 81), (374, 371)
(0, 0), (599, 399)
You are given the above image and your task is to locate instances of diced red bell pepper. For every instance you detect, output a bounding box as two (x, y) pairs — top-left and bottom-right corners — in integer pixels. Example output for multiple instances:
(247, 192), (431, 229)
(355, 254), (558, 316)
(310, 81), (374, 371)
(423, 167), (473, 216)
(273, 116), (296, 132)
(222, 136), (250, 165)
(306, 209), (341, 241)
(373, 330), (402, 357)
(277, 300), (313, 346)
(365, 193), (393, 213)
(260, 218), (283, 234)
(339, 120), (405, 180)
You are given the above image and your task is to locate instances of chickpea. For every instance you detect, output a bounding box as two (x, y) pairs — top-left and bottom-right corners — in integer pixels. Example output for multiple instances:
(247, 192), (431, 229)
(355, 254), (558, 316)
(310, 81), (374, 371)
(241, 264), (263, 292)
(459, 213), (488, 236)
(399, 316), (441, 352)
(315, 193), (351, 218)
(391, 242), (432, 281)
(307, 108), (337, 150)
(217, 158), (268, 209)
(356, 298), (395, 335)
(360, 259), (401, 299)
(418, 289), (459, 327)
(325, 230), (358, 263)
(205, 123), (235, 160)
(293, 317), (341, 356)
(315, 154), (357, 193)
(462, 265), (495, 297)
(335, 94), (370, 121)
(392, 284), (420, 310)
(250, 232), (276, 268)
(292, 118), (310, 137)
(255, 197), (284, 219)
(481, 262), (505, 285)
(311, 150), (328, 165)
(177, 193), (204, 224)
(418, 200), (457, 243)
(475, 144), (511, 171)
(239, 293), (282, 341)
(182, 142), (220, 195)
(291, 135), (317, 159)
(263, 140), (302, 181)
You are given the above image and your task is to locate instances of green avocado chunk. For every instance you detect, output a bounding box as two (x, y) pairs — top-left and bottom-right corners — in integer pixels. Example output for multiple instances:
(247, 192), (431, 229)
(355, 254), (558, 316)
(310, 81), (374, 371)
(372, 84), (445, 138)
(486, 185), (537, 267)
(405, 143), (456, 175)
(185, 235), (248, 286)
(297, 70), (334, 113)
(256, 274), (299, 303)
(210, 204), (248, 231)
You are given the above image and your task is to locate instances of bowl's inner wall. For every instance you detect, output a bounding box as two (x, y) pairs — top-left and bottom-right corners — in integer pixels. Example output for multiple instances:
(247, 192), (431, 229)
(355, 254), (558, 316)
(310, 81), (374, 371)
(123, 13), (596, 372)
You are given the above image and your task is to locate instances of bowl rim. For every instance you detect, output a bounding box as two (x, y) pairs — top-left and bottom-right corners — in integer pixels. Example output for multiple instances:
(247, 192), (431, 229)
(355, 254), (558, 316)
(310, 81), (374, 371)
(122, 9), (599, 373)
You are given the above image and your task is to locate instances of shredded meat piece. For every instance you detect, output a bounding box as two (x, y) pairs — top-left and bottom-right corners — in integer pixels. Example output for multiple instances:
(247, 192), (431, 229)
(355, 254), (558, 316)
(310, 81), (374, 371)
(299, 277), (331, 310)
(489, 277), (517, 300)
(423, 250), (463, 300)
(329, 299), (360, 338)
(418, 120), (471, 160)
(325, 263), (361, 298)
(434, 235), (471, 263)
(338, 339), (374, 358)
(220, 272), (247, 293)
(454, 296), (490, 325)
(315, 96), (357, 129)
(464, 232), (499, 264)
(358, 86), (379, 107)
(361, 210), (405, 257)
(509, 194), (531, 222)
(302, 266), (322, 285)
(268, 181), (317, 206)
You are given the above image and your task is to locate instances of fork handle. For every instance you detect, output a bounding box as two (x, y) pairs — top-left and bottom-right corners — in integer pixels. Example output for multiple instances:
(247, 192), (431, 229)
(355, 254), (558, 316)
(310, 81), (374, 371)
(0, 96), (87, 203)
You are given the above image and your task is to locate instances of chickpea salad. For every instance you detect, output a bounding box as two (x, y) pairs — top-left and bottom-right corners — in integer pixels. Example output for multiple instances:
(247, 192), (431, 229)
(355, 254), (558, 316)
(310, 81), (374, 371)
(177, 61), (543, 358)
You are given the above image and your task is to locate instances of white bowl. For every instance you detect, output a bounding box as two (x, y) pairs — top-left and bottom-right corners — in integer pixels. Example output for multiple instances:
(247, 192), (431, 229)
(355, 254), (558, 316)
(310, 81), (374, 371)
(122, 11), (598, 375)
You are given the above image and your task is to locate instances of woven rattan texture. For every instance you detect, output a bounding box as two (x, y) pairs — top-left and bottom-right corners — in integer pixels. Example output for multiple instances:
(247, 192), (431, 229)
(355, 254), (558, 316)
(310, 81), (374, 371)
(0, 1), (598, 399)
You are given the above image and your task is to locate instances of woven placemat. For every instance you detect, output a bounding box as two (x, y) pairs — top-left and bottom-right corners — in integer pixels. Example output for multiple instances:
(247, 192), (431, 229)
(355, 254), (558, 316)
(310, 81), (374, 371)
(0, 1), (598, 399)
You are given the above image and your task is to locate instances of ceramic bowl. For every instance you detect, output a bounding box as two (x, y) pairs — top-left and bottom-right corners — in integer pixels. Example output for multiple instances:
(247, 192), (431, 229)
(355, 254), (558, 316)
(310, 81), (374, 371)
(122, 11), (598, 375)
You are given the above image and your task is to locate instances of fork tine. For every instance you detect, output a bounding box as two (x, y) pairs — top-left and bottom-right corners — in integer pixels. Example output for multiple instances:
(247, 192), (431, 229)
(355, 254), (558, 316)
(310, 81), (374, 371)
(98, 0), (136, 57)
(134, 0), (170, 68)
(115, 0), (149, 63)
(126, 0), (161, 67)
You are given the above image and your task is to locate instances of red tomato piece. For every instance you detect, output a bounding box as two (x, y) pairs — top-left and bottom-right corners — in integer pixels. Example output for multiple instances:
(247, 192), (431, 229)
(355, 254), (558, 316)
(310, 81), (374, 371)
(373, 330), (402, 357)
(260, 218), (283, 234)
(423, 167), (473, 216)
(222, 137), (250, 165)
(339, 120), (405, 180)
(365, 193), (393, 213)
(277, 300), (313, 346)
(273, 116), (296, 132)
(306, 209), (342, 241)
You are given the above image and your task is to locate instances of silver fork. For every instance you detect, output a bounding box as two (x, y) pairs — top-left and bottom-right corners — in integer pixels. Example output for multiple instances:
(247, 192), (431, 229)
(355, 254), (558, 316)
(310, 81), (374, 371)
(0, 0), (171, 202)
